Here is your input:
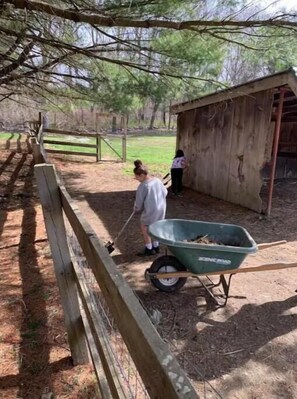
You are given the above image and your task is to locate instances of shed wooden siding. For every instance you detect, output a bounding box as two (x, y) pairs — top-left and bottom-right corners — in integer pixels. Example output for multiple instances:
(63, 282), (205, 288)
(178, 90), (274, 212)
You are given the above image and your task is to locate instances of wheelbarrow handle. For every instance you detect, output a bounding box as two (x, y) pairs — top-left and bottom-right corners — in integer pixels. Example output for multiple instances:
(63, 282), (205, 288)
(257, 240), (287, 250)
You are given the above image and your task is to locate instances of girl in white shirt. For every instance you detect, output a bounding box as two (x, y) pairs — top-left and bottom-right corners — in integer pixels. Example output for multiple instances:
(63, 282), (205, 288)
(170, 149), (187, 196)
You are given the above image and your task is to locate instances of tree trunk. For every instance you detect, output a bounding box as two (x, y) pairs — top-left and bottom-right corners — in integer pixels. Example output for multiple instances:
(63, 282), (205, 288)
(163, 109), (166, 126)
(126, 113), (129, 129)
(112, 116), (117, 132)
(149, 102), (159, 130)
(167, 100), (172, 130)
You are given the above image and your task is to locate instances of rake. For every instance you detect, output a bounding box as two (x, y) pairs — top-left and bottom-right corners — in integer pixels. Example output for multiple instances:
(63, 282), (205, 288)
(105, 210), (135, 254)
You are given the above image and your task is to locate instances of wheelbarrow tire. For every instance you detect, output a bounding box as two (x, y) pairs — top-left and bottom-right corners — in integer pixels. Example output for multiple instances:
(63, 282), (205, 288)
(149, 255), (187, 293)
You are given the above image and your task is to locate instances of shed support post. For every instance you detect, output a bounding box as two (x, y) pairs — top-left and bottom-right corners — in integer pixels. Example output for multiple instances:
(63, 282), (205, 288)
(266, 88), (285, 216)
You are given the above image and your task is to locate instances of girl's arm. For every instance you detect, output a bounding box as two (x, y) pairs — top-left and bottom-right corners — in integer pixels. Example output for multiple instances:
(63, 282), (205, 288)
(181, 157), (188, 169)
(134, 184), (147, 212)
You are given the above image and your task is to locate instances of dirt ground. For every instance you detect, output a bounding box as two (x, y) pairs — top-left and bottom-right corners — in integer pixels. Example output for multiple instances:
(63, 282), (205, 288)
(1, 140), (297, 398)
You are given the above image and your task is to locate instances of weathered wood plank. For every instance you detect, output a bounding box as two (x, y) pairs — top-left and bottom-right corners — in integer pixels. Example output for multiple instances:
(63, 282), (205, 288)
(44, 128), (97, 137)
(59, 185), (199, 399)
(171, 70), (291, 114)
(150, 261), (297, 279)
(178, 90), (275, 212)
(178, 101), (234, 201)
(44, 139), (97, 148)
(34, 164), (89, 365)
(226, 91), (273, 211)
(212, 101), (234, 200)
(46, 149), (96, 157)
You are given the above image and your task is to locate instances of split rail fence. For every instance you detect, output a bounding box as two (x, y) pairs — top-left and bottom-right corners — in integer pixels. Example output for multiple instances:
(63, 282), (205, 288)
(31, 112), (127, 162)
(27, 122), (200, 399)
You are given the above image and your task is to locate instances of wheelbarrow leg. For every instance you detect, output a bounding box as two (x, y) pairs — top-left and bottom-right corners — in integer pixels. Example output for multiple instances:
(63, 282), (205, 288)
(218, 274), (234, 307)
(195, 274), (234, 308)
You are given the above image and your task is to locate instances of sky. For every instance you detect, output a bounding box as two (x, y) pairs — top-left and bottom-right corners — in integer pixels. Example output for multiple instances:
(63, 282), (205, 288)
(261, 0), (297, 11)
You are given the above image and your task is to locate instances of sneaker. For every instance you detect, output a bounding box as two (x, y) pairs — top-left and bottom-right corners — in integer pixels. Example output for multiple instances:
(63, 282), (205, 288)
(137, 247), (156, 257)
(153, 246), (160, 254)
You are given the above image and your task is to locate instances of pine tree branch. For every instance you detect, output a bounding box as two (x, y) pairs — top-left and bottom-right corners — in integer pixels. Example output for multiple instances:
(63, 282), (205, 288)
(4, 0), (297, 30)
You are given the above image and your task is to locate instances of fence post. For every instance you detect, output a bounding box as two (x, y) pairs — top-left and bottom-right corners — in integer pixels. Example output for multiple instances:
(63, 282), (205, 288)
(31, 137), (43, 164)
(96, 113), (101, 162)
(96, 135), (101, 161)
(96, 134), (102, 161)
(34, 164), (89, 365)
(122, 116), (127, 162)
(121, 136), (126, 162)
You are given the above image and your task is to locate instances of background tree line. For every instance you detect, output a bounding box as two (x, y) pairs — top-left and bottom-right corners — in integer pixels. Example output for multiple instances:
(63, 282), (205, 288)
(0, 0), (296, 129)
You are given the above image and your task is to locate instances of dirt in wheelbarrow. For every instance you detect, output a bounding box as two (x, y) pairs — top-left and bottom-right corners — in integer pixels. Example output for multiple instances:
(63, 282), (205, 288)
(184, 235), (240, 246)
(2, 146), (296, 399)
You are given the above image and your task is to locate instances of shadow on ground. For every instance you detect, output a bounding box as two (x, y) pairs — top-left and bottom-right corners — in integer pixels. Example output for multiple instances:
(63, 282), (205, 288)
(136, 289), (297, 381)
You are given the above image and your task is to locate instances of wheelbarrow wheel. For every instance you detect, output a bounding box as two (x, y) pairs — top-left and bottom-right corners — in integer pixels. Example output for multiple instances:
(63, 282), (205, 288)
(148, 255), (187, 293)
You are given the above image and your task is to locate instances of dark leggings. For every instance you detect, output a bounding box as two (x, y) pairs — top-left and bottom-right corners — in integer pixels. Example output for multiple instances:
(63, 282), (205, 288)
(171, 168), (183, 194)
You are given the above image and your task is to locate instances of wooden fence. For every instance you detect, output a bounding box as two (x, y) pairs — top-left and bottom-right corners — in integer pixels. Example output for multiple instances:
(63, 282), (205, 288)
(29, 113), (127, 162)
(27, 123), (200, 399)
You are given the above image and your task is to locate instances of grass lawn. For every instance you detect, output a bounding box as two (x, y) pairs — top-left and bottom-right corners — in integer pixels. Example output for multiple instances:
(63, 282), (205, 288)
(44, 132), (176, 176)
(0, 131), (177, 176)
(0, 132), (23, 141)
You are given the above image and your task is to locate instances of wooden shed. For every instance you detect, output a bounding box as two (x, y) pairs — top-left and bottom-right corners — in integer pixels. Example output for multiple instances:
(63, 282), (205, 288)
(171, 67), (297, 214)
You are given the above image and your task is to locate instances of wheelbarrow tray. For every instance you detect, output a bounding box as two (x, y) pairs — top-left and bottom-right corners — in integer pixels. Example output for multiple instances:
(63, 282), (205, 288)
(148, 219), (257, 274)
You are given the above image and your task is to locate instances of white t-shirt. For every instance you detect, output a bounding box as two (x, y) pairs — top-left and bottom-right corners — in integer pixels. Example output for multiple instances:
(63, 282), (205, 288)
(171, 156), (186, 169)
(134, 178), (167, 225)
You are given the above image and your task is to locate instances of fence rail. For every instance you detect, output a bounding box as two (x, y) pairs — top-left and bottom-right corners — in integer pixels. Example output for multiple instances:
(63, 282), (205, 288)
(43, 126), (127, 162)
(28, 120), (200, 399)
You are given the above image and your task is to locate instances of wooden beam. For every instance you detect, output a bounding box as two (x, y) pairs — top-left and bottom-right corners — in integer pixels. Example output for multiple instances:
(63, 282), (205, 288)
(266, 88), (285, 216)
(44, 128), (97, 138)
(149, 261), (297, 279)
(46, 149), (96, 157)
(34, 164), (89, 365)
(274, 117), (297, 123)
(171, 71), (291, 114)
(280, 104), (297, 112)
(43, 139), (97, 148)
(288, 72), (297, 98)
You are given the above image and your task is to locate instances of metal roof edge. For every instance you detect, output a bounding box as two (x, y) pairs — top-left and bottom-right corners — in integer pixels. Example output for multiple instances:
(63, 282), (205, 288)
(171, 67), (295, 115)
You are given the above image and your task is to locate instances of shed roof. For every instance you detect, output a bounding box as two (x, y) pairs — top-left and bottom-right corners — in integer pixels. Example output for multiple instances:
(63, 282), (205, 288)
(171, 68), (297, 119)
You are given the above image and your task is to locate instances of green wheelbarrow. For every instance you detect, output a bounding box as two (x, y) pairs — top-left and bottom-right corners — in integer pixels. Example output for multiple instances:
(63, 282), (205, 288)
(145, 219), (288, 307)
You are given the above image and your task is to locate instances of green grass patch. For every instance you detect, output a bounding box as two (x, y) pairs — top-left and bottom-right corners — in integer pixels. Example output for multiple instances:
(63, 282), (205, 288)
(45, 132), (176, 176)
(0, 132), (20, 140)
